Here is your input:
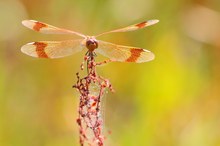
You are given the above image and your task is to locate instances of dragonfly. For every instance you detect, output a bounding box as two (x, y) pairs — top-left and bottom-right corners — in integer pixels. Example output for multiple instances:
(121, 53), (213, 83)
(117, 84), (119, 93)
(21, 19), (159, 63)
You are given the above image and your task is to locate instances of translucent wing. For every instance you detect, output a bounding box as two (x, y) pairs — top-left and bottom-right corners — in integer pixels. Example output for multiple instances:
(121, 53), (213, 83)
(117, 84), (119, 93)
(96, 40), (155, 63)
(96, 19), (159, 37)
(22, 20), (86, 38)
(21, 39), (84, 58)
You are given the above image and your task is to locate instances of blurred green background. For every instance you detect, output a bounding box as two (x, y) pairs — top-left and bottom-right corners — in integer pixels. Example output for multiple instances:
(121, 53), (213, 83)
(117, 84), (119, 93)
(1, 0), (220, 146)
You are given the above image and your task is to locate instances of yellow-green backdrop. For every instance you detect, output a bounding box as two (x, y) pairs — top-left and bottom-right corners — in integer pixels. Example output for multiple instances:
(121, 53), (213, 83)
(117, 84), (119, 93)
(1, 0), (220, 146)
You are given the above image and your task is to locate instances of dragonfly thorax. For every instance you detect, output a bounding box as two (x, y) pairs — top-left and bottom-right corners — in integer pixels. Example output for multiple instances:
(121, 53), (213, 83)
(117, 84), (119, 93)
(86, 38), (98, 52)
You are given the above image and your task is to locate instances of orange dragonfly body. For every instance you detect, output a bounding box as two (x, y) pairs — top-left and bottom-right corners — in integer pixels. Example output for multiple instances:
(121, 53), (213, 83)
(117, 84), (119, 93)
(21, 19), (159, 63)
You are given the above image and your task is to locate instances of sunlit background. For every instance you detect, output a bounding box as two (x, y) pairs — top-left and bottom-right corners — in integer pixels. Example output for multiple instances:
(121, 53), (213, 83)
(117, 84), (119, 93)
(1, 0), (220, 146)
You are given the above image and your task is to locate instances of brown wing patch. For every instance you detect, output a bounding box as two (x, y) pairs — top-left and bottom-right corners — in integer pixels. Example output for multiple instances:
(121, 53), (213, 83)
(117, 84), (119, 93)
(126, 48), (144, 62)
(135, 21), (147, 28)
(33, 22), (47, 31)
(33, 42), (48, 58)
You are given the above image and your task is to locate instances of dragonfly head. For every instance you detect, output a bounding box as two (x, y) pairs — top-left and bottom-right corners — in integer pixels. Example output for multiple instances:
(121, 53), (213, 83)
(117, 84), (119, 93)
(86, 37), (98, 52)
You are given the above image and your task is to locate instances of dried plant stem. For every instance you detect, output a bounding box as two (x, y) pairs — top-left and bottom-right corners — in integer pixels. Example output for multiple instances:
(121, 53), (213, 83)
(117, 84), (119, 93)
(73, 55), (113, 146)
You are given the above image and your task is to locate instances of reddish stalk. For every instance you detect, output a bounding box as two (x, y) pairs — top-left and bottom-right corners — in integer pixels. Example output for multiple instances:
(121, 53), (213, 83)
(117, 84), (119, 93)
(73, 55), (113, 146)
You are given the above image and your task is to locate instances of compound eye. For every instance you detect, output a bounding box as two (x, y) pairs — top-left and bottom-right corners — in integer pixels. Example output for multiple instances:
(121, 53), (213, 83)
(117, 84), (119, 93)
(86, 40), (98, 50)
(86, 40), (93, 46)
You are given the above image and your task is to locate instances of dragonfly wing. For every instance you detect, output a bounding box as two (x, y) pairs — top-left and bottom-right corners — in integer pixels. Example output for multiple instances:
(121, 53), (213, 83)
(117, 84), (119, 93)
(22, 20), (86, 38)
(96, 19), (159, 37)
(21, 39), (84, 58)
(96, 40), (155, 63)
